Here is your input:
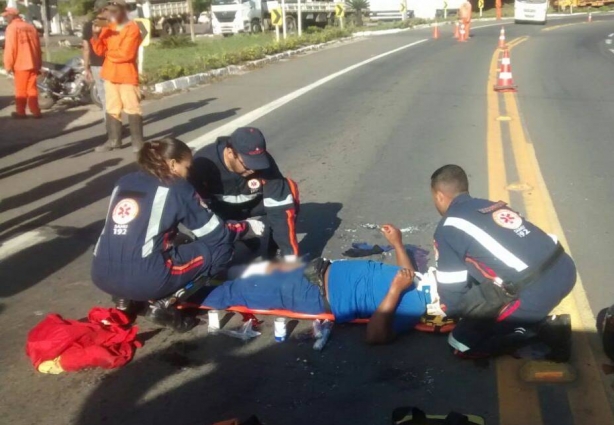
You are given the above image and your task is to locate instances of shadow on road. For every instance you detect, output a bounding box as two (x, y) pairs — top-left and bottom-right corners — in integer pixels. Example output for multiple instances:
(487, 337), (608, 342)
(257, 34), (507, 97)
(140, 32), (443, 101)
(143, 98), (217, 126)
(297, 202), (343, 258)
(147, 107), (241, 141)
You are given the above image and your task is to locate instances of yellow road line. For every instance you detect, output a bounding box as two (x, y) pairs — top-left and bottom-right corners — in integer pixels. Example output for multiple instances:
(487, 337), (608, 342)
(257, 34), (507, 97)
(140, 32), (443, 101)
(487, 37), (545, 425)
(503, 87), (614, 425)
(542, 22), (586, 32)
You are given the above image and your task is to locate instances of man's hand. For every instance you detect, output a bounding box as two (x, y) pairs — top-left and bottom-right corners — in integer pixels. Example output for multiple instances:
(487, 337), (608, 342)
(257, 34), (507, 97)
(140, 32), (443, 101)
(85, 68), (93, 83)
(245, 219), (265, 236)
(391, 268), (415, 292)
(381, 224), (403, 247)
(92, 25), (102, 35)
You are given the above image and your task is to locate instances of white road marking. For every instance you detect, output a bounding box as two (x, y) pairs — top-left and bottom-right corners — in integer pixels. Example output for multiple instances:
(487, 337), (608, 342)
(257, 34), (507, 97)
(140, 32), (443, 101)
(609, 32), (614, 37)
(610, 49), (614, 54)
(606, 39), (613, 44)
(0, 229), (51, 261)
(187, 38), (428, 150)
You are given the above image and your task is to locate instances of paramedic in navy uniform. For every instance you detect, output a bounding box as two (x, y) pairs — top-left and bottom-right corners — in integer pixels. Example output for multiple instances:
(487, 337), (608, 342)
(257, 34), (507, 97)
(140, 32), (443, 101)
(92, 138), (260, 332)
(190, 127), (300, 261)
(430, 165), (576, 360)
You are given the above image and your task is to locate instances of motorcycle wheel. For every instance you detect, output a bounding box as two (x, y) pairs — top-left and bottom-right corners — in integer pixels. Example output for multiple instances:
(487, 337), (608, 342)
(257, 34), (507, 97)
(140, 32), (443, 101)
(89, 83), (102, 109)
(38, 91), (56, 110)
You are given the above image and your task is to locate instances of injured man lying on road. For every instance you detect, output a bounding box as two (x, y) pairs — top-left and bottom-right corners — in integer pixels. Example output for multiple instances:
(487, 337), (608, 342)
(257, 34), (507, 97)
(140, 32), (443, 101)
(202, 224), (439, 344)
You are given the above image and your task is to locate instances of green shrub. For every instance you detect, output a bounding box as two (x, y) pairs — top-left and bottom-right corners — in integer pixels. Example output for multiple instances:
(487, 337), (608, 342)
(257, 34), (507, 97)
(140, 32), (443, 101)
(158, 35), (196, 49)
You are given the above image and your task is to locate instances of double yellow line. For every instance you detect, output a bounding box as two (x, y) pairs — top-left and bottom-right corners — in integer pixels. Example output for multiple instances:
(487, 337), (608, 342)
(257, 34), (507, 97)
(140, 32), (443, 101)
(486, 37), (614, 425)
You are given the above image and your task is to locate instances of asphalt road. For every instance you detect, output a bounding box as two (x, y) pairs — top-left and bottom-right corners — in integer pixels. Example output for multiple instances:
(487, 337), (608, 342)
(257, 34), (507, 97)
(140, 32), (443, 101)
(1, 15), (614, 425)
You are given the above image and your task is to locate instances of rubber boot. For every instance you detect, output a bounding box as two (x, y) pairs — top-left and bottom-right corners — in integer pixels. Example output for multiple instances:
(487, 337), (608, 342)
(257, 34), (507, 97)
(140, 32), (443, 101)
(95, 114), (123, 152)
(128, 114), (144, 153)
(537, 314), (572, 363)
(144, 303), (199, 333)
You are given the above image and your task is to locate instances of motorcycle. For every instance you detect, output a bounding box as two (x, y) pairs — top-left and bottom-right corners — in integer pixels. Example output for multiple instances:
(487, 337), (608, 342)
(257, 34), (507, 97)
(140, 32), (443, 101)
(37, 57), (102, 110)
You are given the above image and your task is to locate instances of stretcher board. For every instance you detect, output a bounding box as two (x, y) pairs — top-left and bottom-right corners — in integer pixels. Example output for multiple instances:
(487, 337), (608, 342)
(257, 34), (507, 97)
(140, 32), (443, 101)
(178, 303), (456, 333)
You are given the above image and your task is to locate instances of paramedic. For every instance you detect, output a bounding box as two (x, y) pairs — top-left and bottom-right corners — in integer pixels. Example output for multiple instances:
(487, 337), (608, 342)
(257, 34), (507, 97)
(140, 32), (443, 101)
(430, 164), (576, 360)
(204, 224), (431, 344)
(190, 127), (300, 261)
(91, 138), (261, 331)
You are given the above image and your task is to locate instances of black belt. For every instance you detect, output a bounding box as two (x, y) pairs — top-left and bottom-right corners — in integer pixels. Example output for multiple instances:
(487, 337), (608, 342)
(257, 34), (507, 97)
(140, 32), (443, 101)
(304, 258), (332, 312)
(501, 242), (565, 296)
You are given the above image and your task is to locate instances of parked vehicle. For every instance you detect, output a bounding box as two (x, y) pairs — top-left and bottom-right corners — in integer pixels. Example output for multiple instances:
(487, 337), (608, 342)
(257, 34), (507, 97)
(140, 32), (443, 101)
(37, 57), (101, 110)
(514, 0), (548, 23)
(129, 0), (191, 36)
(211, 0), (335, 36)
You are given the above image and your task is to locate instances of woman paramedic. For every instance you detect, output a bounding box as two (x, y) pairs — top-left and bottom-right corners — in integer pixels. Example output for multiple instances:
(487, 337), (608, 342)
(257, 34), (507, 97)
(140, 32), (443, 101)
(91, 138), (262, 332)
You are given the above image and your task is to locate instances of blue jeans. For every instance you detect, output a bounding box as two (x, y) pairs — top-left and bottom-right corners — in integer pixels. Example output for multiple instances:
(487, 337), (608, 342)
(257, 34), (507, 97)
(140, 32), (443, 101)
(203, 267), (326, 314)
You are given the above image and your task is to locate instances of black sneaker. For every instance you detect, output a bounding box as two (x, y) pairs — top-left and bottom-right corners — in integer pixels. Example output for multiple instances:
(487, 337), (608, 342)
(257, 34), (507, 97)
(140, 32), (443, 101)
(144, 304), (199, 333)
(538, 314), (572, 363)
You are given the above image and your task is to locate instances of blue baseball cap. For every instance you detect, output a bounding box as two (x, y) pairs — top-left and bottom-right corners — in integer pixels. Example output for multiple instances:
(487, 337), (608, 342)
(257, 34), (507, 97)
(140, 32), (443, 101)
(229, 127), (270, 171)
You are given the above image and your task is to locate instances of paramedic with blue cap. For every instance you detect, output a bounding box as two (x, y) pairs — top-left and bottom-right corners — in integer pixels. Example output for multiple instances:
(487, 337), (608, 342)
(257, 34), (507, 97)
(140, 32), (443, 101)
(430, 164), (576, 361)
(190, 127), (300, 261)
(92, 138), (263, 332)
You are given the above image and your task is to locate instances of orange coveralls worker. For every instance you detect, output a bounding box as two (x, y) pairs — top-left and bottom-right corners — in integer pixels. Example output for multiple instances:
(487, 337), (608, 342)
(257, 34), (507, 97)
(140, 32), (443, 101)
(91, 21), (143, 152)
(459, 1), (473, 39)
(3, 10), (42, 118)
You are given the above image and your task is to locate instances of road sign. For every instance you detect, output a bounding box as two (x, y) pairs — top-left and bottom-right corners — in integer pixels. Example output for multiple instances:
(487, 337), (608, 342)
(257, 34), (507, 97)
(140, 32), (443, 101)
(335, 3), (345, 18)
(134, 18), (151, 47)
(443, 0), (448, 9)
(478, 0), (484, 8)
(400, 2), (406, 13)
(271, 8), (283, 26)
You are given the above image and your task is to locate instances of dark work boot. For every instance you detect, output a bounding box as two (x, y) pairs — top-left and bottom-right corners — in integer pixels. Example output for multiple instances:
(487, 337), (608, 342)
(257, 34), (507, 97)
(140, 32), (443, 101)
(128, 114), (144, 153)
(95, 114), (123, 152)
(144, 303), (199, 333)
(538, 314), (572, 363)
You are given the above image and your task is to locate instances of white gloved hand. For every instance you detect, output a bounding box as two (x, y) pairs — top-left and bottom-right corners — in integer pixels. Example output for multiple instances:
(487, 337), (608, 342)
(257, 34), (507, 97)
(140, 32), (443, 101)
(283, 255), (298, 262)
(245, 219), (265, 236)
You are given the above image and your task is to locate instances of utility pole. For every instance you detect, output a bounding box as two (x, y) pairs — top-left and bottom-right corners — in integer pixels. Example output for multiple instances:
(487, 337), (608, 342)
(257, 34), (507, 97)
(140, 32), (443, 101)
(41, 0), (51, 61)
(187, 0), (195, 42)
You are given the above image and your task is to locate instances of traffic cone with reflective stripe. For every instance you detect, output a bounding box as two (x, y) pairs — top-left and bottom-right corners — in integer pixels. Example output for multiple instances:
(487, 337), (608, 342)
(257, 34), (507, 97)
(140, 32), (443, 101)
(433, 21), (440, 39)
(454, 21), (460, 39)
(498, 27), (506, 49)
(494, 49), (517, 92)
(459, 23), (467, 42)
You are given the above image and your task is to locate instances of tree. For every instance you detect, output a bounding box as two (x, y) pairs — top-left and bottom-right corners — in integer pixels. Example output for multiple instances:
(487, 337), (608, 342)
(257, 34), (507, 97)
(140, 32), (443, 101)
(346, 0), (369, 27)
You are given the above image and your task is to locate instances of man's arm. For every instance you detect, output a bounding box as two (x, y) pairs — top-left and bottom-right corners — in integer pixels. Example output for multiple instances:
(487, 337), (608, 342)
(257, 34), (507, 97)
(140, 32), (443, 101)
(3, 24), (16, 72)
(366, 268), (414, 345)
(381, 224), (414, 272)
(82, 22), (92, 81)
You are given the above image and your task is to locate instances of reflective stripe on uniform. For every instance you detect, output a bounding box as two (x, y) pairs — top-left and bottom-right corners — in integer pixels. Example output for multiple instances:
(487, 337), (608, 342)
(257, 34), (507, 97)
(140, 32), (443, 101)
(264, 194), (294, 207)
(444, 217), (529, 272)
(437, 270), (468, 284)
(448, 331), (471, 352)
(94, 186), (119, 256)
(215, 193), (259, 204)
(192, 214), (221, 238)
(142, 187), (170, 258)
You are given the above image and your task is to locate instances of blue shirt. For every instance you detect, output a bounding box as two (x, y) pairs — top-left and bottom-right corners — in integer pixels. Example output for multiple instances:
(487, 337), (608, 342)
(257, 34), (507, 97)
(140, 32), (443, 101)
(327, 260), (429, 332)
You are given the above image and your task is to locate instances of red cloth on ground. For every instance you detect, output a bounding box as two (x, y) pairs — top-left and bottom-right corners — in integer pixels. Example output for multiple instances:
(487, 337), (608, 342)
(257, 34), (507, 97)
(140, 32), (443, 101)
(25, 307), (142, 372)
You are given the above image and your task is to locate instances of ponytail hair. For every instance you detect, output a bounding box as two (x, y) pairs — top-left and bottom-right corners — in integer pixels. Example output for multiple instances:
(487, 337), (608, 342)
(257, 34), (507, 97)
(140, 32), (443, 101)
(137, 137), (192, 182)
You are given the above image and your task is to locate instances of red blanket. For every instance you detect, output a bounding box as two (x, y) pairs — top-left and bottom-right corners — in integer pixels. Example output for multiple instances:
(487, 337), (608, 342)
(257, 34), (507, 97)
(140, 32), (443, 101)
(26, 307), (142, 372)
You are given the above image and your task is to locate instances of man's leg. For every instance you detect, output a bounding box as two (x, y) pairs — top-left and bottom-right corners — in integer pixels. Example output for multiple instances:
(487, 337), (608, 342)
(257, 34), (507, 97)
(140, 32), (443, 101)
(12, 70), (28, 118)
(90, 66), (106, 121)
(96, 81), (123, 152)
(26, 70), (41, 117)
(119, 83), (144, 153)
(204, 267), (327, 314)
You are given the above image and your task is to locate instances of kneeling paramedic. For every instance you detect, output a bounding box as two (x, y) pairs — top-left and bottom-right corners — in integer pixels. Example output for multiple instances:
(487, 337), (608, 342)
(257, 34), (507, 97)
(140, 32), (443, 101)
(204, 225), (439, 344)
(91, 138), (263, 332)
(190, 127), (300, 261)
(430, 165), (576, 360)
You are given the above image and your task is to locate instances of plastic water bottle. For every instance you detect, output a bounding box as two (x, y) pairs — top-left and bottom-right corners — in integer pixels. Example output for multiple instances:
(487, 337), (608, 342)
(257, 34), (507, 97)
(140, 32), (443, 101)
(208, 310), (220, 334)
(274, 317), (287, 342)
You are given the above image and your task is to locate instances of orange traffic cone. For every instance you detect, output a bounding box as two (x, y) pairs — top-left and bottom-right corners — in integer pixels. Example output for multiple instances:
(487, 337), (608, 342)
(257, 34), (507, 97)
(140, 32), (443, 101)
(433, 21), (440, 39)
(498, 27), (506, 49)
(494, 49), (517, 92)
(588, 12), (592, 23)
(454, 21), (460, 39)
(459, 23), (467, 42)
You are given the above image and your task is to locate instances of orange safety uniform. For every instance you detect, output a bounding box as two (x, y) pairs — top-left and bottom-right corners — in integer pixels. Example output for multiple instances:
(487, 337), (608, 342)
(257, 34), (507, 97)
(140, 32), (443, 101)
(3, 17), (42, 116)
(90, 21), (141, 85)
(459, 1), (473, 39)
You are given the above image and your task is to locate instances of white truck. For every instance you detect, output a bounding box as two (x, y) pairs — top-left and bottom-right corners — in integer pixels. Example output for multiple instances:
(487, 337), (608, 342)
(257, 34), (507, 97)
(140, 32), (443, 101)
(211, 0), (336, 35)
(129, 0), (192, 36)
(368, 0), (464, 21)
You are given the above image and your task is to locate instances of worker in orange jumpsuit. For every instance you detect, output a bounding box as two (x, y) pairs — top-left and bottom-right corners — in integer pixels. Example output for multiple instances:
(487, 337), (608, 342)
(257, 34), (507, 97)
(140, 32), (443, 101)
(2, 7), (42, 119)
(91, 0), (143, 153)
(459, 0), (473, 40)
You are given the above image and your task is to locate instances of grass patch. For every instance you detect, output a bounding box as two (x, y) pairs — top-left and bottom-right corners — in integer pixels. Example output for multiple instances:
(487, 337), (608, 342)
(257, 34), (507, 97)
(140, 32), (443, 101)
(0, 45), (80, 68)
